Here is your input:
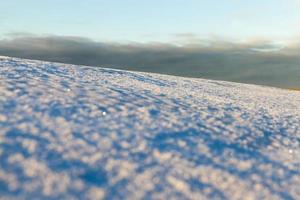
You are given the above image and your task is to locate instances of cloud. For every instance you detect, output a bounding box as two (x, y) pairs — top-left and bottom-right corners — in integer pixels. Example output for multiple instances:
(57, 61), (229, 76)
(0, 34), (299, 88)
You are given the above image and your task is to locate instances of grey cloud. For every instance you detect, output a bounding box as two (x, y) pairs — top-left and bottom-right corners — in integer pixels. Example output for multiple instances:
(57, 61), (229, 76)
(0, 35), (299, 88)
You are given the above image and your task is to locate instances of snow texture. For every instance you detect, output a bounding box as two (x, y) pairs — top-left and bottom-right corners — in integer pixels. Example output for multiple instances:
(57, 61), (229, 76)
(0, 56), (300, 199)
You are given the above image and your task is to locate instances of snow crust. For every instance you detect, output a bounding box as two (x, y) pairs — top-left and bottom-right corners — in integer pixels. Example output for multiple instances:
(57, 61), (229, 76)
(0, 56), (300, 199)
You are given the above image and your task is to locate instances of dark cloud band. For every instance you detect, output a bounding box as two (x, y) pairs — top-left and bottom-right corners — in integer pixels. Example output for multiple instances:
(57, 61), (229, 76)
(0, 35), (299, 88)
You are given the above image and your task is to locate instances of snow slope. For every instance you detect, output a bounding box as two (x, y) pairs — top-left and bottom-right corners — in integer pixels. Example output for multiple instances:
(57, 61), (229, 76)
(0, 56), (300, 199)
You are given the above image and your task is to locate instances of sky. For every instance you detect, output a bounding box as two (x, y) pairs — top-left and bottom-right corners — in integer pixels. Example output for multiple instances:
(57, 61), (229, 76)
(1, 0), (300, 42)
(0, 0), (300, 88)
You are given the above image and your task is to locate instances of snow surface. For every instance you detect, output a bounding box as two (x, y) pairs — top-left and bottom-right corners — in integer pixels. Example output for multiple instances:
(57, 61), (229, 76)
(0, 56), (300, 199)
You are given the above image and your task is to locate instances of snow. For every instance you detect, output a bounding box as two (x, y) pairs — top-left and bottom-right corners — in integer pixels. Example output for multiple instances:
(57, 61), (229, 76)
(0, 56), (300, 199)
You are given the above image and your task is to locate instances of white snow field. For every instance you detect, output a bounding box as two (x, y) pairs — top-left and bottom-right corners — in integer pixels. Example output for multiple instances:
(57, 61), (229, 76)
(0, 56), (300, 199)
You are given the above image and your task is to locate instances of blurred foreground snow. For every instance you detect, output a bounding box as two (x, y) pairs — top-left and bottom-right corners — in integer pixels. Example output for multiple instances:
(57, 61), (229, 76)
(0, 56), (300, 199)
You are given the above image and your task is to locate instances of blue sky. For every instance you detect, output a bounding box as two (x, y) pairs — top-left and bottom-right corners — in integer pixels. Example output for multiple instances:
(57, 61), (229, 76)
(1, 0), (300, 42)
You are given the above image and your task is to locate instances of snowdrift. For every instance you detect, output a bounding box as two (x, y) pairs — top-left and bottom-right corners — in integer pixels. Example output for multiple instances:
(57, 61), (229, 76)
(0, 56), (300, 199)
